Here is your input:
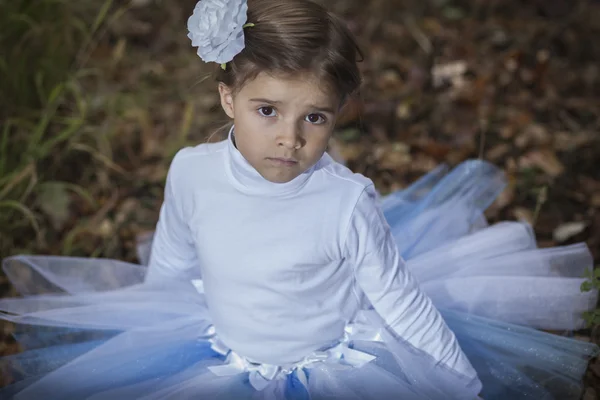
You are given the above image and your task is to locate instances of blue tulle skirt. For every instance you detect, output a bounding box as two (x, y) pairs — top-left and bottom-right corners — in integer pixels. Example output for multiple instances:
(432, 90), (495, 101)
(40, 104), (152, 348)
(0, 160), (598, 400)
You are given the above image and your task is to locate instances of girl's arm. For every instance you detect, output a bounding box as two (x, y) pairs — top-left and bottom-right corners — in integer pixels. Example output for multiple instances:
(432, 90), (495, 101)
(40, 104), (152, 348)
(345, 185), (482, 397)
(145, 150), (199, 283)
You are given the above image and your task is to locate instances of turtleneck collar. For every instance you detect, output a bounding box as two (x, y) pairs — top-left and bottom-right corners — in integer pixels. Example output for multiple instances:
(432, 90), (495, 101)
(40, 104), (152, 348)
(223, 126), (315, 196)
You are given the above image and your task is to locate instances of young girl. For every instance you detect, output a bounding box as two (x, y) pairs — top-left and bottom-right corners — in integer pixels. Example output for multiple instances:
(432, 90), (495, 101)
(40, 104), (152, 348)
(0, 0), (598, 399)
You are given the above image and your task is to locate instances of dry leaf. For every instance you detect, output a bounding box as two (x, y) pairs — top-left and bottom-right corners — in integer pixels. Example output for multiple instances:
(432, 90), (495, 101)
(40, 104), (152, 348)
(486, 144), (511, 162)
(131, 0), (152, 7)
(395, 102), (412, 120)
(553, 221), (587, 242)
(376, 70), (403, 91)
(413, 138), (452, 159)
(501, 111), (533, 139)
(520, 150), (565, 177)
(512, 207), (534, 224)
(579, 176), (600, 193)
(38, 184), (71, 231)
(335, 142), (363, 163)
(432, 61), (467, 89)
(499, 126), (515, 140)
(410, 153), (437, 173)
(494, 185), (516, 209)
(136, 164), (167, 183)
(554, 132), (596, 151)
(379, 144), (412, 169)
(98, 219), (115, 238)
(115, 198), (140, 225)
(516, 124), (551, 148)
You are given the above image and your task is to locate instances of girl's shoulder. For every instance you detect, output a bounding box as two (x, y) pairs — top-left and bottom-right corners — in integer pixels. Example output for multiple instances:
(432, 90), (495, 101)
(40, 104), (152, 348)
(173, 140), (227, 164)
(168, 140), (226, 173)
(165, 140), (227, 187)
(317, 152), (375, 193)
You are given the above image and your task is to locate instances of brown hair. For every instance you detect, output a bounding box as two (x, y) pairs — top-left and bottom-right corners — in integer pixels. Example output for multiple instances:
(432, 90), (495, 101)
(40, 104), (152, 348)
(216, 0), (363, 103)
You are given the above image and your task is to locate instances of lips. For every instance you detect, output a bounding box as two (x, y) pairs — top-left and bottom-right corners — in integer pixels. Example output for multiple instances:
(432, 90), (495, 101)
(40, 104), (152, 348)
(267, 157), (298, 166)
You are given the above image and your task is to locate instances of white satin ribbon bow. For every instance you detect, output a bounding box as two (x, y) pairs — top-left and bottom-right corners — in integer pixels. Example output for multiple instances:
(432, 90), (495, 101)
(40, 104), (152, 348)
(202, 311), (384, 391)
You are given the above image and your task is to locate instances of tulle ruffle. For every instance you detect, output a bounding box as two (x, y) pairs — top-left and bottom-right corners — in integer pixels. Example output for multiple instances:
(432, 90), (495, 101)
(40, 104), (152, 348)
(0, 159), (597, 399)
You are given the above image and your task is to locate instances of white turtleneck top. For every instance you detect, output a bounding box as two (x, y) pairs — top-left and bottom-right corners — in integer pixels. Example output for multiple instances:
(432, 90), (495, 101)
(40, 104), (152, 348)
(146, 129), (477, 382)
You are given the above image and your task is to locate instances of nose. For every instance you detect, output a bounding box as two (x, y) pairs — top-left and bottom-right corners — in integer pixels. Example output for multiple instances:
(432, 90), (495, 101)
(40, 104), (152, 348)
(277, 122), (303, 150)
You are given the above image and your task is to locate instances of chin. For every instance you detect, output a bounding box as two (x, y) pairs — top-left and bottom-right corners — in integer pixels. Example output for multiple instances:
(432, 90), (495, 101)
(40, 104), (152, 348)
(259, 170), (298, 184)
(267, 175), (296, 184)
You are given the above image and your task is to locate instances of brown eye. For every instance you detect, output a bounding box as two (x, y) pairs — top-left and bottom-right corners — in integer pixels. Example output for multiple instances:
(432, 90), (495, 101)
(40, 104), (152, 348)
(258, 106), (277, 117)
(305, 113), (326, 125)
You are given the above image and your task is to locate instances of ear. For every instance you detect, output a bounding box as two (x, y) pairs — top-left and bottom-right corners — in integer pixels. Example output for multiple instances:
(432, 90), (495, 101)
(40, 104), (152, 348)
(218, 83), (235, 119)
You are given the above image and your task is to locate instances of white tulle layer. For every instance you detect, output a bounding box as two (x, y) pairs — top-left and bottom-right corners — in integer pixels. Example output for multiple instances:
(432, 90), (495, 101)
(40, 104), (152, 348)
(0, 160), (597, 400)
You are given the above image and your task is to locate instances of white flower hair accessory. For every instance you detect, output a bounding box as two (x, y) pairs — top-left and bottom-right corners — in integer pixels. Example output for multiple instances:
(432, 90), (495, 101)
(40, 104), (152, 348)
(187, 0), (254, 70)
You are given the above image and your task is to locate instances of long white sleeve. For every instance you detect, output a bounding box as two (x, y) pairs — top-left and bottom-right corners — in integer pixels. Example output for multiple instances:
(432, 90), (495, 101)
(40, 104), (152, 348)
(344, 184), (478, 380)
(145, 150), (198, 283)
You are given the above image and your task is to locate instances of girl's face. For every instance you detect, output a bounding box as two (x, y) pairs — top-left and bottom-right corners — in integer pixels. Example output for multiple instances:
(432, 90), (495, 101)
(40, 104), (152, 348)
(219, 72), (340, 183)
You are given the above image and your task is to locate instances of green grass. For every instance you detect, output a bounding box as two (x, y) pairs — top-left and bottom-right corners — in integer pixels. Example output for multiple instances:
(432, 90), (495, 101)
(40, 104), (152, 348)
(581, 268), (600, 327)
(0, 0), (121, 260)
(0, 0), (116, 116)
